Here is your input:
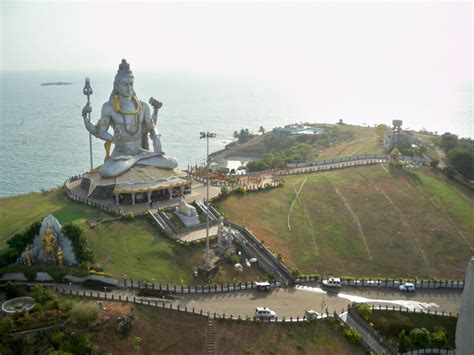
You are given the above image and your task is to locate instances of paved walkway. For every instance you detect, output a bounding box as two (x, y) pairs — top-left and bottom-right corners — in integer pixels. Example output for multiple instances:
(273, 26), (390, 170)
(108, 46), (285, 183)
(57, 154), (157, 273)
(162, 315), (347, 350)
(178, 224), (218, 242)
(66, 180), (221, 215)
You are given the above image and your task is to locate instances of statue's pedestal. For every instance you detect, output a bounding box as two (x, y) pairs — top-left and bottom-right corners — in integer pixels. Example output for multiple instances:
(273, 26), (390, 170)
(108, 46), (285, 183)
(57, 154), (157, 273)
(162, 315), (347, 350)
(174, 211), (200, 227)
(198, 254), (220, 277)
(79, 165), (191, 202)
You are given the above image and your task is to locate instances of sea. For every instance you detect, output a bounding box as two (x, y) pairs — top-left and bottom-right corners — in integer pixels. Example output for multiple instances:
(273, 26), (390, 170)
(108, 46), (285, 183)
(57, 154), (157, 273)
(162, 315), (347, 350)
(0, 71), (297, 197)
(1, 71), (472, 197)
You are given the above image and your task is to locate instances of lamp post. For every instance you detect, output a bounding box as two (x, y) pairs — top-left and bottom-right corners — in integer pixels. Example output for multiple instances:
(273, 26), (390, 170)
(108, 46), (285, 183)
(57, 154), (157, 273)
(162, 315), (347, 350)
(200, 131), (216, 268)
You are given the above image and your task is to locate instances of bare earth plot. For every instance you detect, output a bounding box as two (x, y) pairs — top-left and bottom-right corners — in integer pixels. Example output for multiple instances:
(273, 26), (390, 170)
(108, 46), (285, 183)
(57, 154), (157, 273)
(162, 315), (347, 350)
(214, 165), (474, 279)
(68, 298), (363, 355)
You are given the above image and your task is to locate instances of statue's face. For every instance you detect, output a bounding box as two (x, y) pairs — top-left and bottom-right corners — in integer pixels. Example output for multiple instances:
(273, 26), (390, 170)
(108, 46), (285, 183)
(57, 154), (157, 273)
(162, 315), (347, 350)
(115, 76), (134, 97)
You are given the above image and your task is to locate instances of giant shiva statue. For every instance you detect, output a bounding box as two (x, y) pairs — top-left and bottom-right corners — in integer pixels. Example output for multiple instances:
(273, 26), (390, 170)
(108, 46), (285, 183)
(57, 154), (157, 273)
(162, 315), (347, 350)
(82, 59), (177, 178)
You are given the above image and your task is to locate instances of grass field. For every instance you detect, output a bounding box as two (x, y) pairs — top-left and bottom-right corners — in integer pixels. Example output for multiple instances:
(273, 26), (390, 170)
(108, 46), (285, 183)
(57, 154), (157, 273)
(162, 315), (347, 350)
(0, 189), (265, 284)
(214, 165), (474, 279)
(315, 125), (383, 160)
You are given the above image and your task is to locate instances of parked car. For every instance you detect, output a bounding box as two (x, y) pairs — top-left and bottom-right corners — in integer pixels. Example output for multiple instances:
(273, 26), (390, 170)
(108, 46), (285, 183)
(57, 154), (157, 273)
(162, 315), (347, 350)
(304, 310), (319, 320)
(322, 277), (342, 288)
(254, 307), (277, 320)
(399, 282), (416, 292)
(255, 281), (271, 292)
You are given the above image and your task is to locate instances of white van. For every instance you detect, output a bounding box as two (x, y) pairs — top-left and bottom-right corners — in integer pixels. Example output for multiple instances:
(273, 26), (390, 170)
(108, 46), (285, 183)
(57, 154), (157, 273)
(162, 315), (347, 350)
(322, 277), (342, 288)
(254, 307), (277, 320)
(399, 282), (415, 292)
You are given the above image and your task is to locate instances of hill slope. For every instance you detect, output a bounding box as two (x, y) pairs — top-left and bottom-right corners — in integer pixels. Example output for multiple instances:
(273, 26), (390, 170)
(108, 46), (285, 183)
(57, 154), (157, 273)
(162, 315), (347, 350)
(215, 165), (474, 279)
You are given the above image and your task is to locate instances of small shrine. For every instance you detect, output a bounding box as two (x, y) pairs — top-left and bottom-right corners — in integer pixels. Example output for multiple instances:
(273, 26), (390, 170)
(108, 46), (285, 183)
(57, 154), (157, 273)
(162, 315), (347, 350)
(17, 214), (78, 266)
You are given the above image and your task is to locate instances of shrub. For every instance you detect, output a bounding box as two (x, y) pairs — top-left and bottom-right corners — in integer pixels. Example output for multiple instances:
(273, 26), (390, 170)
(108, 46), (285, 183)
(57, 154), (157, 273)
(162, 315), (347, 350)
(343, 328), (362, 345)
(0, 248), (20, 268)
(430, 159), (439, 168)
(31, 286), (56, 304)
(431, 328), (448, 348)
(410, 328), (431, 348)
(72, 333), (94, 354)
(356, 303), (372, 321)
(229, 255), (240, 265)
(62, 223), (94, 265)
(6, 221), (41, 254)
(70, 304), (98, 328)
(5, 281), (22, 300)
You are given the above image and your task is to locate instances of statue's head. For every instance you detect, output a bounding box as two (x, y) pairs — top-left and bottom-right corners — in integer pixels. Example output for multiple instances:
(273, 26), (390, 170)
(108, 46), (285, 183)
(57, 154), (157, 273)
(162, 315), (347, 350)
(113, 59), (135, 98)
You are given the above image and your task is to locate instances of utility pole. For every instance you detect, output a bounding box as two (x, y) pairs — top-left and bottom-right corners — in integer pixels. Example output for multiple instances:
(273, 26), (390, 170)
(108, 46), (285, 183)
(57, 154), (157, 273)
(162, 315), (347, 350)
(200, 131), (216, 267)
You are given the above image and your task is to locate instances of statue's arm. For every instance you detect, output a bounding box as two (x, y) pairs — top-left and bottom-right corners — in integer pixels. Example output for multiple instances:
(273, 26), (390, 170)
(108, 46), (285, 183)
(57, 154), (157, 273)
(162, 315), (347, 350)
(96, 104), (114, 141)
(82, 103), (113, 141)
(143, 103), (158, 140)
(142, 102), (163, 153)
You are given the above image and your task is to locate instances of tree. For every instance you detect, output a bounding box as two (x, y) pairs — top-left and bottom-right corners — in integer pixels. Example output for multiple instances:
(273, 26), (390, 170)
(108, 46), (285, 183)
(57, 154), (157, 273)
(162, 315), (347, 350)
(440, 133), (458, 152)
(398, 330), (411, 353)
(409, 328), (431, 348)
(356, 303), (372, 321)
(259, 126), (265, 134)
(447, 148), (474, 179)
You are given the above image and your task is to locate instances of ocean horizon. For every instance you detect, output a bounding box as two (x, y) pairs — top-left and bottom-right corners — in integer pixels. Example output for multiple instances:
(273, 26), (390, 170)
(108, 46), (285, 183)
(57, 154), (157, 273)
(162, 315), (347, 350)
(0, 70), (471, 197)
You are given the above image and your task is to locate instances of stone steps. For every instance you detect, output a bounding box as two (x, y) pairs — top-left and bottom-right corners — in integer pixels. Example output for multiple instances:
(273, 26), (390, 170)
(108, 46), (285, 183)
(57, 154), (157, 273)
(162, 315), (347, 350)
(207, 318), (215, 354)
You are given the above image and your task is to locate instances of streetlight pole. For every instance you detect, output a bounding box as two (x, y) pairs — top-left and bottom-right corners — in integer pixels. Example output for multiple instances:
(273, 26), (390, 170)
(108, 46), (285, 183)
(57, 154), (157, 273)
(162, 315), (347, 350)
(200, 131), (216, 268)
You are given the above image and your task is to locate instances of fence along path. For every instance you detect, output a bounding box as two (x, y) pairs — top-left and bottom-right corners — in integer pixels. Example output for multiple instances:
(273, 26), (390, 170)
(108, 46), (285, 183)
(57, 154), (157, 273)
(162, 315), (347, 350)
(53, 286), (326, 323)
(294, 275), (464, 290)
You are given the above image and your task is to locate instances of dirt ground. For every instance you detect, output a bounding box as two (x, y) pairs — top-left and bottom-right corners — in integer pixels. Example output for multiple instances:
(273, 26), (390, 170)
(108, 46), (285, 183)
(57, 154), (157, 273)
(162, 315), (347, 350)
(91, 300), (364, 354)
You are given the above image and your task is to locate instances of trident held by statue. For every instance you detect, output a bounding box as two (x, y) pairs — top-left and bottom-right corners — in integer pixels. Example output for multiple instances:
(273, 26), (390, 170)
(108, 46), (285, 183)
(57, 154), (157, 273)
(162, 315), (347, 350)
(83, 77), (94, 170)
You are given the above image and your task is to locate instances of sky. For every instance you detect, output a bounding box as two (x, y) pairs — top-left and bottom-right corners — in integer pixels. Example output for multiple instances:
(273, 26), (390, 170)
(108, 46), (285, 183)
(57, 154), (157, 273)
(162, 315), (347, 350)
(1, 1), (472, 137)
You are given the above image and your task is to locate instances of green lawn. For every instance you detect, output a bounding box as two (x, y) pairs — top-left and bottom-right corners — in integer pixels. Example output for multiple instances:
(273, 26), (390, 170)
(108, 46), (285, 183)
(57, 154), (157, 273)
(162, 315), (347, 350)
(0, 188), (110, 247)
(0, 189), (266, 284)
(214, 165), (474, 279)
(316, 125), (383, 160)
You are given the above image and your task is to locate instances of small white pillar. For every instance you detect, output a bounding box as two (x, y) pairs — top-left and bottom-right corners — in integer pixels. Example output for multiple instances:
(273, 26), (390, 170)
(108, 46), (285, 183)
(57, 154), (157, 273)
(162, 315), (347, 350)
(132, 193), (136, 205)
(115, 194), (119, 205)
(147, 190), (152, 204)
(180, 185), (184, 196)
(168, 188), (173, 200)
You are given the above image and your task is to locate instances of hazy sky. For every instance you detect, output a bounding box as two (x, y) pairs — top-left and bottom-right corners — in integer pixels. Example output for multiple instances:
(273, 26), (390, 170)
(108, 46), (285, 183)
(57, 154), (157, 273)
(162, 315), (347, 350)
(1, 1), (472, 136)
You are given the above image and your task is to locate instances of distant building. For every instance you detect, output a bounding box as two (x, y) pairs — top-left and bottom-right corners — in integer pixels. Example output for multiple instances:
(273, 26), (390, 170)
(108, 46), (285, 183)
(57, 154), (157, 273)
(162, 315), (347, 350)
(272, 125), (325, 139)
(383, 130), (420, 152)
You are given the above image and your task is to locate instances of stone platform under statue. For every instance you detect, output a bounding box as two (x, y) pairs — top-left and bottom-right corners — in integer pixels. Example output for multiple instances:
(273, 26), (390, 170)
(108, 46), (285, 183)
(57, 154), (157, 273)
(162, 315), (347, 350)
(79, 165), (191, 203)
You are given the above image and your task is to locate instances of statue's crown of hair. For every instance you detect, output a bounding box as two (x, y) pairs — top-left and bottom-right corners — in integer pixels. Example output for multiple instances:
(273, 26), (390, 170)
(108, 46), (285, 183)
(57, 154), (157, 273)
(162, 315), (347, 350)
(116, 59), (132, 76)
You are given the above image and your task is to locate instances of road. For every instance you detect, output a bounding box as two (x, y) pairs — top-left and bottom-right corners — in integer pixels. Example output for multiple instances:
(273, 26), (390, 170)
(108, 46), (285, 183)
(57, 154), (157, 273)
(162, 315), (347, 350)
(51, 281), (461, 319)
(169, 284), (461, 318)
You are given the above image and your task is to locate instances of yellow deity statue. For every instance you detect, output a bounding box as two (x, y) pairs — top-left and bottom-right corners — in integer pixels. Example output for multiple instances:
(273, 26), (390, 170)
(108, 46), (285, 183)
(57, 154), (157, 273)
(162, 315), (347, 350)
(43, 226), (57, 262)
(56, 246), (64, 266)
(389, 148), (401, 167)
(24, 247), (32, 266)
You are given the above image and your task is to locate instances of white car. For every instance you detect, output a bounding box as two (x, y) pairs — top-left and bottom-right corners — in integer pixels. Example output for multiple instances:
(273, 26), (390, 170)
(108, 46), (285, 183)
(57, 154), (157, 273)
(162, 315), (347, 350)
(254, 307), (277, 320)
(399, 282), (416, 292)
(322, 277), (342, 288)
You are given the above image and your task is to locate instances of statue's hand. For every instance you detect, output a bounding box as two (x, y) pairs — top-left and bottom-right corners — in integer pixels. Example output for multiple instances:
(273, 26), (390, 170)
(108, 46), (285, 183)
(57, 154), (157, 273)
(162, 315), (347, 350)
(153, 137), (164, 155)
(82, 103), (92, 118)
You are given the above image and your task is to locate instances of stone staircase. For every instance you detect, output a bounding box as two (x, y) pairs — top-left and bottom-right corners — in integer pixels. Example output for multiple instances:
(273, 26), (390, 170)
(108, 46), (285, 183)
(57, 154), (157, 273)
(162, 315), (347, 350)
(207, 318), (215, 354)
(339, 312), (393, 355)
